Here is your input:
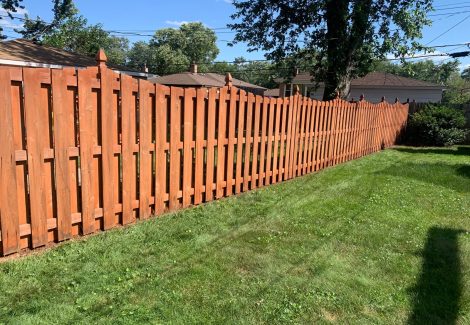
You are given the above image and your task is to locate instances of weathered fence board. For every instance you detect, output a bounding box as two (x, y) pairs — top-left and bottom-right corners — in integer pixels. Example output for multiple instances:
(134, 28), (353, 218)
(0, 63), (409, 256)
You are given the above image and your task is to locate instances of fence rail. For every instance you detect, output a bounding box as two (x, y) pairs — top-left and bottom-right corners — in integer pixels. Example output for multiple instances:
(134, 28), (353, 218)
(0, 61), (409, 256)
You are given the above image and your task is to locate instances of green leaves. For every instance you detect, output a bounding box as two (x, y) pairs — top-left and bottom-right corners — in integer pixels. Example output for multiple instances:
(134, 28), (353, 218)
(128, 22), (219, 75)
(230, 0), (434, 99)
(407, 104), (468, 146)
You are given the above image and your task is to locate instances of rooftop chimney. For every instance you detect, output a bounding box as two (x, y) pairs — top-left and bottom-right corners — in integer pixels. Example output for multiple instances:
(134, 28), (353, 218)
(190, 63), (198, 74)
(143, 63), (149, 73)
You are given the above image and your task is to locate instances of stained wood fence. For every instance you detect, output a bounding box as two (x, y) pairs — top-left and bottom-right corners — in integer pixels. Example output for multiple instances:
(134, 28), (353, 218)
(0, 59), (409, 256)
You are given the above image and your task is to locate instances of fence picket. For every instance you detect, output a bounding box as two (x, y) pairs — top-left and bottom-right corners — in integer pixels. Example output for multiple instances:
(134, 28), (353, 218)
(216, 87), (228, 198)
(235, 89), (246, 194)
(0, 68), (20, 255)
(183, 88), (195, 207)
(121, 74), (137, 224)
(226, 87), (237, 196)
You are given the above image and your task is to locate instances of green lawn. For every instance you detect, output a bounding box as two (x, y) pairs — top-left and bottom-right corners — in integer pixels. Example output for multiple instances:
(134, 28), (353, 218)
(0, 146), (469, 324)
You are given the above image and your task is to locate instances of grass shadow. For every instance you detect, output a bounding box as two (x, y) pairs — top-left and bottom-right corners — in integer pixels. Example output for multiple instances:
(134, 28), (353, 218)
(456, 165), (470, 179)
(408, 227), (465, 324)
(379, 161), (470, 193)
(393, 146), (470, 156)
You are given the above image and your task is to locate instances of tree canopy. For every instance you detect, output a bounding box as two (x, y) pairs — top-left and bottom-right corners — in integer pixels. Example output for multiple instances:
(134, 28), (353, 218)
(7, 1), (128, 65)
(462, 67), (470, 81)
(373, 59), (460, 85)
(19, 0), (75, 40)
(0, 0), (24, 39)
(40, 16), (129, 65)
(229, 0), (434, 100)
(127, 22), (219, 75)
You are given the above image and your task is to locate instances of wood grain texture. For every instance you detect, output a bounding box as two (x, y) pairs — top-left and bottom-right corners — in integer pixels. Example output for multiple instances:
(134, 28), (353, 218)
(0, 68), (20, 254)
(23, 68), (48, 247)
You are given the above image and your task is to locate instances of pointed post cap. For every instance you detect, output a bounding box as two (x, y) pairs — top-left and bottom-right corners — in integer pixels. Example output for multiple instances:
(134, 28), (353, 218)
(359, 93), (365, 101)
(96, 48), (108, 67)
(395, 97), (399, 103)
(335, 90), (341, 99)
(225, 72), (233, 87)
(381, 96), (386, 102)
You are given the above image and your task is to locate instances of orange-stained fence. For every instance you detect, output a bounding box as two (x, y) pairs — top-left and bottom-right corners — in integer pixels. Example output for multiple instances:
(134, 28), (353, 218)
(0, 62), (409, 256)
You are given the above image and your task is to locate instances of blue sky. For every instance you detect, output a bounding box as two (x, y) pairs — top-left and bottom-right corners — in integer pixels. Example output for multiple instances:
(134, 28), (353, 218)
(2, 0), (470, 69)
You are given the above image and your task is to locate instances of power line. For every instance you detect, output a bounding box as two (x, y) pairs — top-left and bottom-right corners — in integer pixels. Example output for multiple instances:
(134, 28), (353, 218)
(425, 13), (470, 45)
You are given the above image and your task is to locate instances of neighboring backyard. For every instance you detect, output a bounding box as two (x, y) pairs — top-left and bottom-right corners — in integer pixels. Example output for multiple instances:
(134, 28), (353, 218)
(0, 146), (469, 324)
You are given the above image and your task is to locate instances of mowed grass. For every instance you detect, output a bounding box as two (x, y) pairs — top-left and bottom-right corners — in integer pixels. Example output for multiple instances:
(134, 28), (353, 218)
(0, 146), (469, 324)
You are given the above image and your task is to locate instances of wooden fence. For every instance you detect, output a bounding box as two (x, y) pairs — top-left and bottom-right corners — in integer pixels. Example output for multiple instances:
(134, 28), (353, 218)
(0, 57), (409, 256)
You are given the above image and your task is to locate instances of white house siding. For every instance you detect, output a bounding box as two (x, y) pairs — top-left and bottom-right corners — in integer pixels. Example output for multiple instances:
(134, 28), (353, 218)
(349, 87), (442, 103)
(280, 84), (442, 103)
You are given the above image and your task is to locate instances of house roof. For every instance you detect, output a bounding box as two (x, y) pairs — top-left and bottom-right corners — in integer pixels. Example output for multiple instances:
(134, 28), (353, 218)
(276, 71), (443, 89)
(264, 88), (280, 97)
(150, 72), (222, 87)
(0, 39), (143, 74)
(150, 72), (266, 90)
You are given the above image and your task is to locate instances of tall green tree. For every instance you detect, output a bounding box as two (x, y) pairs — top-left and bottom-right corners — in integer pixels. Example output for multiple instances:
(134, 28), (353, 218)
(41, 15), (129, 65)
(128, 22), (219, 75)
(14, 1), (128, 65)
(18, 0), (75, 40)
(229, 0), (434, 100)
(373, 59), (460, 85)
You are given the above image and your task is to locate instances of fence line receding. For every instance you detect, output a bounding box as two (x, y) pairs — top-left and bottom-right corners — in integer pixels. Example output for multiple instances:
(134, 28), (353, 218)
(0, 61), (409, 256)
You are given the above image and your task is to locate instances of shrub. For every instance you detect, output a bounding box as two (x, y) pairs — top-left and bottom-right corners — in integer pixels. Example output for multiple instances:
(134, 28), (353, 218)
(406, 104), (467, 146)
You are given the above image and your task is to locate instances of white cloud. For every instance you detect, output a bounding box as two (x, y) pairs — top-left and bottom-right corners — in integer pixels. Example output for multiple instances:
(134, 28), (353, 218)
(165, 20), (192, 27)
(0, 18), (22, 29)
(459, 63), (470, 71)
(0, 7), (28, 15)
(0, 7), (27, 31)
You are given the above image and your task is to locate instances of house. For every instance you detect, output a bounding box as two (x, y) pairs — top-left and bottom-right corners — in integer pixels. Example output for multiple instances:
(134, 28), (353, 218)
(269, 71), (444, 103)
(149, 64), (266, 95)
(0, 38), (155, 78)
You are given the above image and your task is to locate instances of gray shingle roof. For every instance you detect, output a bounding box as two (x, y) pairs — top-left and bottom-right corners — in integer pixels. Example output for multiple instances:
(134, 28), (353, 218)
(150, 72), (266, 90)
(0, 38), (139, 72)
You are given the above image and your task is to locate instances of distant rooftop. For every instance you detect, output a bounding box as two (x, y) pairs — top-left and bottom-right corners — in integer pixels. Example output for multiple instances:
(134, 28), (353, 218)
(150, 65), (266, 92)
(0, 38), (150, 77)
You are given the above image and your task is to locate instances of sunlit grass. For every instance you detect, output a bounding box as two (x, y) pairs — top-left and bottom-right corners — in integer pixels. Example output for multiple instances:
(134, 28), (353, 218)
(0, 146), (469, 324)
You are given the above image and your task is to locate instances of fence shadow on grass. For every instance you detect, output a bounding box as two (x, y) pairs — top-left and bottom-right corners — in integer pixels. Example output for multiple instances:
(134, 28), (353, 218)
(393, 146), (470, 156)
(408, 227), (465, 325)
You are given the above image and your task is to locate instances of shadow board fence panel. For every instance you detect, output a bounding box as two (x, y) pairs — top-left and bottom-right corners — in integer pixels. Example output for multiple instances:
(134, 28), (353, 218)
(0, 64), (409, 256)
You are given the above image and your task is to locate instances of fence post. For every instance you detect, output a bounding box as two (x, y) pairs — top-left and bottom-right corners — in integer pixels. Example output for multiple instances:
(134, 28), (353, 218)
(96, 48), (117, 229)
(225, 72), (233, 88)
(96, 48), (108, 70)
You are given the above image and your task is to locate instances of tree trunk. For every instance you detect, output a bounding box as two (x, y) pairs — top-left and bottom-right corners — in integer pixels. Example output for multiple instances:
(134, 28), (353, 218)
(322, 0), (372, 101)
(323, 71), (352, 100)
(323, 0), (349, 101)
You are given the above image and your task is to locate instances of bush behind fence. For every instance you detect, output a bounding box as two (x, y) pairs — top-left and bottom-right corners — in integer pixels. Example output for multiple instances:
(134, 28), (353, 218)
(0, 63), (409, 256)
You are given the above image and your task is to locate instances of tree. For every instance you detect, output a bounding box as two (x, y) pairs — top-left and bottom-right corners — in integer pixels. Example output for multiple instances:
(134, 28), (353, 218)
(40, 15), (129, 65)
(442, 73), (470, 105)
(16, 1), (128, 65)
(0, 0), (24, 39)
(462, 67), (470, 81)
(19, 0), (75, 40)
(373, 59), (460, 85)
(127, 22), (219, 75)
(229, 0), (433, 100)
